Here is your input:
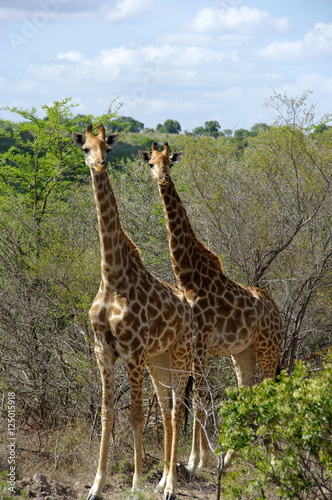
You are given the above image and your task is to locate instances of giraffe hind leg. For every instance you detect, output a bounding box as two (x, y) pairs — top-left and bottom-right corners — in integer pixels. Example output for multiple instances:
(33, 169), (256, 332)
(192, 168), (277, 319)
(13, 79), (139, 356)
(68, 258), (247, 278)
(217, 346), (257, 472)
(163, 357), (191, 499)
(187, 351), (208, 473)
(146, 352), (173, 494)
(87, 339), (116, 500)
(231, 345), (257, 388)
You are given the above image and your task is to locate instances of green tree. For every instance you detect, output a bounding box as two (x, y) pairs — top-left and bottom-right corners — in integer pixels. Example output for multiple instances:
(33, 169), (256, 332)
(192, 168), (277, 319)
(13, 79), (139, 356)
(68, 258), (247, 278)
(162, 119), (181, 134)
(250, 122), (268, 136)
(0, 99), (117, 258)
(233, 128), (250, 140)
(192, 126), (206, 136)
(156, 119), (181, 134)
(109, 115), (144, 133)
(204, 120), (220, 136)
(0, 99), (80, 258)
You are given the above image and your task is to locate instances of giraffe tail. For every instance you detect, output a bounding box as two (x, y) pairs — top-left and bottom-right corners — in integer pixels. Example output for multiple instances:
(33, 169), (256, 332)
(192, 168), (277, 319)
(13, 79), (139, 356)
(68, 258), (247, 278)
(183, 375), (194, 434)
(275, 364), (282, 381)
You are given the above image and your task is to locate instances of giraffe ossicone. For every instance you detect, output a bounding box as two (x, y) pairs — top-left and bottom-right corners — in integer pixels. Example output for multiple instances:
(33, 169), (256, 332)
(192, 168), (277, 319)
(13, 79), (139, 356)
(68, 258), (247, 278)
(73, 126), (196, 500)
(139, 141), (284, 472)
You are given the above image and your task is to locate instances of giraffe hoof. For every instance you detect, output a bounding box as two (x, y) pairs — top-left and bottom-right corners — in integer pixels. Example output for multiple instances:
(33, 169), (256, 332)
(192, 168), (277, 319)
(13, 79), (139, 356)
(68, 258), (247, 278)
(163, 493), (176, 500)
(87, 494), (103, 500)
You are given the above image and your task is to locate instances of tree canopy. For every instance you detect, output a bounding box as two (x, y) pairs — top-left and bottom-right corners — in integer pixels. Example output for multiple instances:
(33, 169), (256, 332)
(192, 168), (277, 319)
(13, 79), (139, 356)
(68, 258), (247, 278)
(156, 119), (181, 134)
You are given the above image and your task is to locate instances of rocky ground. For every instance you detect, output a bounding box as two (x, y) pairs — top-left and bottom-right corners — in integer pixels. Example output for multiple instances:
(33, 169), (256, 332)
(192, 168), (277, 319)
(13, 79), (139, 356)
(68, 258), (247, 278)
(11, 467), (218, 500)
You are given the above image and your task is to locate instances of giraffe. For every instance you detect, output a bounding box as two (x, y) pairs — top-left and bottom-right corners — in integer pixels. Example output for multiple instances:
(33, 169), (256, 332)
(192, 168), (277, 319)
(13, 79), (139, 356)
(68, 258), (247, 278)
(139, 142), (284, 472)
(72, 126), (196, 500)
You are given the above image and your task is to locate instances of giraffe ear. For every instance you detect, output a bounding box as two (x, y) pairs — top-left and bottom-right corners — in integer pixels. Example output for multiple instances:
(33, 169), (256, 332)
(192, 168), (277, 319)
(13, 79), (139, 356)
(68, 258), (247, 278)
(170, 152), (183, 163)
(72, 132), (85, 148)
(138, 150), (150, 163)
(106, 134), (119, 147)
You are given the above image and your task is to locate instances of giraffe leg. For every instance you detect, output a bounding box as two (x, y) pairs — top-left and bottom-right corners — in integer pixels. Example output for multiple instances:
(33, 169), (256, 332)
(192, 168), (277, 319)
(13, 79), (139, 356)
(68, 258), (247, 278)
(87, 341), (116, 500)
(164, 344), (192, 500)
(127, 361), (145, 493)
(146, 352), (173, 494)
(255, 341), (282, 380)
(187, 352), (207, 473)
(231, 344), (256, 387)
(187, 388), (208, 472)
(217, 345), (257, 471)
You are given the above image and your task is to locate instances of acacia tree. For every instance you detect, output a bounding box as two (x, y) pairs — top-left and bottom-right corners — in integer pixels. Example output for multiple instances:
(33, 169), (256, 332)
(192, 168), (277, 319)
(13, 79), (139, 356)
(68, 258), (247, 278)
(0, 99), (117, 258)
(0, 100), (118, 426)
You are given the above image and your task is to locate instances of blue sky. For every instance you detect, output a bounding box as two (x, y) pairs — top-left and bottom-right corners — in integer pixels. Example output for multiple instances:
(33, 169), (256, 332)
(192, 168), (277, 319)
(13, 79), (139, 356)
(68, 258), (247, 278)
(0, 0), (331, 131)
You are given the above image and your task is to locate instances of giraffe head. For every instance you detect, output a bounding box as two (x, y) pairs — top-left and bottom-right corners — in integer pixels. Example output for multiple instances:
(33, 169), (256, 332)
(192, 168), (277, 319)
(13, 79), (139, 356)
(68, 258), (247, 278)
(73, 124), (119, 173)
(139, 142), (183, 186)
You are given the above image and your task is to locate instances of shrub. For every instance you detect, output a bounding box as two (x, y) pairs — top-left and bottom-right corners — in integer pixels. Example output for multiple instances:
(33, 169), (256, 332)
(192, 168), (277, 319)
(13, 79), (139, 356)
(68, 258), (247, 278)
(218, 353), (332, 499)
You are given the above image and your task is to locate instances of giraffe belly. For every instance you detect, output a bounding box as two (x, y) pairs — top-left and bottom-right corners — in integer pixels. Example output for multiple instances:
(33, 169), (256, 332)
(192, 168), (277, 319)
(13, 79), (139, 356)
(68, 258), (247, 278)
(207, 326), (254, 356)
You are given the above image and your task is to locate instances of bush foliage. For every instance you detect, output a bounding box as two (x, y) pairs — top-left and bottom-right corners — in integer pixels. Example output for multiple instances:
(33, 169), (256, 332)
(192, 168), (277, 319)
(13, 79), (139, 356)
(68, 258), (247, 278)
(218, 354), (332, 499)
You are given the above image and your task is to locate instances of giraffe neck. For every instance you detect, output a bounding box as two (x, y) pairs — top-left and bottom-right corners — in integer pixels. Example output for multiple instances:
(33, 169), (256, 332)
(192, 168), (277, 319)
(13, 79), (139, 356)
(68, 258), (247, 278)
(91, 170), (141, 281)
(159, 179), (223, 290)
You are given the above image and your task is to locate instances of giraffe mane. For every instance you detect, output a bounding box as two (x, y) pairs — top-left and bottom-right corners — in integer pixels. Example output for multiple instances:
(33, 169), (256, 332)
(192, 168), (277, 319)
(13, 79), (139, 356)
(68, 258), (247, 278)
(193, 234), (224, 272)
(167, 179), (224, 273)
(123, 230), (142, 262)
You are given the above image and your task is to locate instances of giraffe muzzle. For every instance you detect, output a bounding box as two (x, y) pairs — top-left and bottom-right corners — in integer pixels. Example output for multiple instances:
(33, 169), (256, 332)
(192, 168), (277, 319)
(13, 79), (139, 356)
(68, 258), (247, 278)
(158, 177), (169, 186)
(157, 170), (169, 185)
(93, 160), (107, 173)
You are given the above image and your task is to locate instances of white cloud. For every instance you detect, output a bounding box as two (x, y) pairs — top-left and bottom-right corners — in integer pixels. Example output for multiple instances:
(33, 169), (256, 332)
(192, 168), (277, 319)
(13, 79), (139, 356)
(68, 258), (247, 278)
(104, 0), (152, 22)
(36, 44), (228, 88)
(160, 5), (289, 48)
(261, 22), (332, 62)
(261, 41), (303, 63)
(191, 6), (289, 35)
(57, 51), (84, 63)
(168, 46), (225, 68)
(304, 22), (332, 56)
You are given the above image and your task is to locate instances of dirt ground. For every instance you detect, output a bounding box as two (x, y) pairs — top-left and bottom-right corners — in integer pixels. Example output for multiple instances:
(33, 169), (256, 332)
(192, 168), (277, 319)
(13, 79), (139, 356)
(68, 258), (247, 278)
(11, 465), (219, 500)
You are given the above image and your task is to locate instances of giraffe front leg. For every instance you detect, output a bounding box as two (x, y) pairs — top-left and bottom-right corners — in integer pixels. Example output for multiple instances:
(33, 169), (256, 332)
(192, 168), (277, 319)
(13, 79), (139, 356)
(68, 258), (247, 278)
(127, 363), (145, 493)
(87, 342), (116, 500)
